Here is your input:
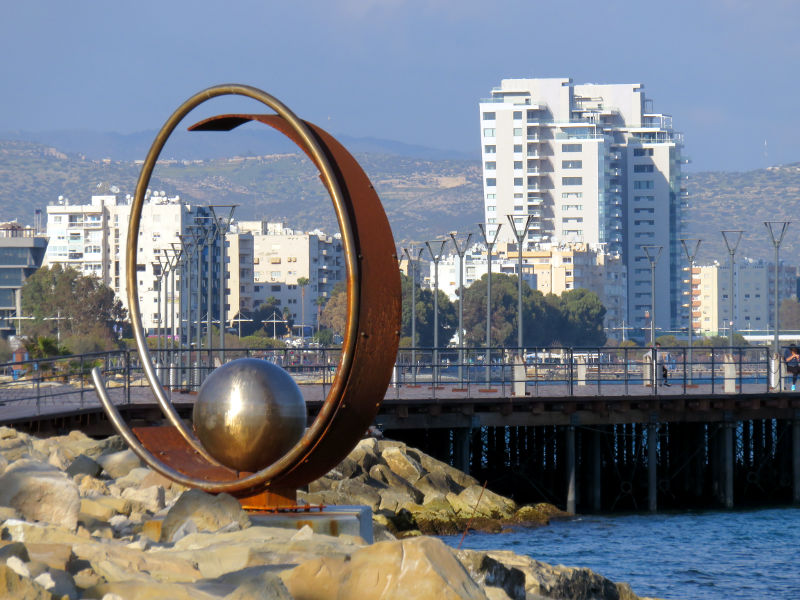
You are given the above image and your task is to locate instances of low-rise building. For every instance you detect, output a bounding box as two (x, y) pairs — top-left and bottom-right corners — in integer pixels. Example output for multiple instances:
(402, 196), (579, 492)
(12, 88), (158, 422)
(0, 223), (48, 337)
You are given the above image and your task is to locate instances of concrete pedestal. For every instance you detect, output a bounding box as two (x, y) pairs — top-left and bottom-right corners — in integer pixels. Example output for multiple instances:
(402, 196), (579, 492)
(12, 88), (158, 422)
(251, 505), (374, 543)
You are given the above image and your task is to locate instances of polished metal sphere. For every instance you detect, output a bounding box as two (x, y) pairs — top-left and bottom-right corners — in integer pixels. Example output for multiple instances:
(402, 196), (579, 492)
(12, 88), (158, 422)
(193, 357), (306, 472)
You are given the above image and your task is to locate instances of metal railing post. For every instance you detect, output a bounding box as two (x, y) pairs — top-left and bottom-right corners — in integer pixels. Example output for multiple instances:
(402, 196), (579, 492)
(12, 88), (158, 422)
(624, 347), (629, 396)
(568, 348), (574, 397)
(711, 351), (716, 394)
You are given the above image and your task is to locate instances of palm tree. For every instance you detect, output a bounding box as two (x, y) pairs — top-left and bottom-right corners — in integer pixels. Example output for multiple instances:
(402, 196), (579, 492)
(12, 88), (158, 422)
(297, 277), (310, 339)
(314, 296), (327, 333)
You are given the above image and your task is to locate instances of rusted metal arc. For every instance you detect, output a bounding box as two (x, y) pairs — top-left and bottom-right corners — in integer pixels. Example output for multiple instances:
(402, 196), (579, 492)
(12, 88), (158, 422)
(93, 85), (400, 496)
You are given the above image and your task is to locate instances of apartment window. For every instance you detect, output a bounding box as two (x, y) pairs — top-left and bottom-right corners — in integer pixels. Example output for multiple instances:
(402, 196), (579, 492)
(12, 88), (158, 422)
(483, 128), (496, 137)
(513, 144), (523, 153)
(53, 216), (62, 223)
(634, 219), (655, 226)
(563, 230), (583, 236)
(513, 128), (523, 136)
(562, 177), (582, 186)
(634, 195), (655, 202)
(513, 177), (523, 186)
(562, 160), (582, 169)
(527, 143), (537, 153)
(487, 205), (496, 212)
(513, 193), (523, 199)
(513, 161), (523, 170)
(634, 207), (655, 214)
(487, 218), (497, 224)
(562, 192), (583, 199)
(513, 111), (522, 120)
(270, 271), (281, 278)
(634, 180), (654, 190)
(634, 148), (654, 156)
(634, 164), (654, 173)
(271, 285), (281, 291)
(563, 204), (583, 211)
(484, 145), (496, 154)
(562, 217), (583, 224)
(484, 161), (496, 170)
(514, 205), (523, 212)
(562, 143), (582, 152)
(482, 112), (496, 120)
(486, 178), (496, 187)
(486, 193), (496, 200)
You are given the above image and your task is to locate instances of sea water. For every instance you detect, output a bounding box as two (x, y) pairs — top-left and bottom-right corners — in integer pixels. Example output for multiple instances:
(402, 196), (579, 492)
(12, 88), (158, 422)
(441, 507), (800, 599)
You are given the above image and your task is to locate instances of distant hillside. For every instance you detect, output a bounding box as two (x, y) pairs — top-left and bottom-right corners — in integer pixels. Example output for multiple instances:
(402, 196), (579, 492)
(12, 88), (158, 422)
(1, 136), (799, 261)
(0, 140), (482, 245)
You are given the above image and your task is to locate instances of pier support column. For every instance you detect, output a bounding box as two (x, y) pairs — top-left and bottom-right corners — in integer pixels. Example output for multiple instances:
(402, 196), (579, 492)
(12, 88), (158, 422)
(648, 423), (658, 512)
(566, 426), (576, 514)
(724, 422), (734, 509)
(793, 419), (800, 504)
(453, 428), (470, 474)
(592, 428), (602, 512)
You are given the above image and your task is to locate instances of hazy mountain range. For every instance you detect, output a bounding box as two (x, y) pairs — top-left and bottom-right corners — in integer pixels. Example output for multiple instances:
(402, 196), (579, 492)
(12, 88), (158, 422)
(1, 130), (799, 264)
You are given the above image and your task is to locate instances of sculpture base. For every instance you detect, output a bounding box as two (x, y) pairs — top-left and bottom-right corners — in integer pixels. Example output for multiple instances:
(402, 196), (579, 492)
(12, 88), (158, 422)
(250, 505), (373, 543)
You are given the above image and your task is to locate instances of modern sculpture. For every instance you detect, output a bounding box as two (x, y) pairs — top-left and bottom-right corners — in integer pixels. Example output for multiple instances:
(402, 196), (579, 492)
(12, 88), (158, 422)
(92, 84), (401, 511)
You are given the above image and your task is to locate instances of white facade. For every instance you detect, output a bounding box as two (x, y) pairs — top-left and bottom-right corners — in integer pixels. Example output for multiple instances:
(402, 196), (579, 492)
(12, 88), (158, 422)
(479, 78), (686, 334)
(240, 221), (345, 334)
(44, 192), (221, 336)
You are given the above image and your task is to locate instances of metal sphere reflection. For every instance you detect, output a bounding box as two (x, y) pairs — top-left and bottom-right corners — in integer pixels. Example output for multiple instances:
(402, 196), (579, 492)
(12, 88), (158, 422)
(193, 358), (306, 472)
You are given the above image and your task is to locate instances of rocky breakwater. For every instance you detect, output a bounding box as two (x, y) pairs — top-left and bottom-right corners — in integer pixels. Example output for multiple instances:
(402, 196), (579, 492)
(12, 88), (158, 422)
(0, 426), (660, 600)
(299, 438), (569, 537)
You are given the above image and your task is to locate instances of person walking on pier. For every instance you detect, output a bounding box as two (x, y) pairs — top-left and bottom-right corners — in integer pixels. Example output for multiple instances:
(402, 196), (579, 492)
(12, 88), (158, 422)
(784, 344), (800, 391)
(655, 342), (671, 387)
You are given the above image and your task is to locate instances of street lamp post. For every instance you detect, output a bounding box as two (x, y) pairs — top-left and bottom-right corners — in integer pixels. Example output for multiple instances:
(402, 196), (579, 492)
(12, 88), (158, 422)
(425, 240), (447, 386)
(680, 238), (701, 385)
(765, 221), (790, 360)
(403, 247), (424, 384)
(478, 222), (502, 387)
(449, 231), (473, 385)
(642, 246), (663, 348)
(721, 231), (743, 350)
(507, 215), (534, 354)
(209, 205), (236, 365)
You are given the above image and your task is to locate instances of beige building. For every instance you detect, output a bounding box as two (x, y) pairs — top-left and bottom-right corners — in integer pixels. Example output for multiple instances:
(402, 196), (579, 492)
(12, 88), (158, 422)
(239, 221), (345, 334)
(692, 259), (797, 335)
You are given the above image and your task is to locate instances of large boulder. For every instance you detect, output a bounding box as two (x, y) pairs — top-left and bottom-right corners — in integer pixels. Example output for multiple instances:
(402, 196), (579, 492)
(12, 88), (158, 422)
(447, 485), (517, 519)
(406, 447), (479, 489)
(282, 536), (488, 600)
(66, 454), (102, 479)
(160, 489), (251, 544)
(414, 470), (465, 503)
(381, 446), (425, 483)
(0, 563), (53, 600)
(0, 459), (80, 530)
(0, 427), (36, 462)
(97, 449), (141, 479)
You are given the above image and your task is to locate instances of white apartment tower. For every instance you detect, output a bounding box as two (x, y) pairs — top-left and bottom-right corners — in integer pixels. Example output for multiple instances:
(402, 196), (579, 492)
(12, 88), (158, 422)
(479, 78), (687, 334)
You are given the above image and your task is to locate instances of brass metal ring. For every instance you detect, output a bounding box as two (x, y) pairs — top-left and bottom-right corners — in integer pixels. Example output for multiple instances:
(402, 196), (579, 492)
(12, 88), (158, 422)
(93, 84), (400, 496)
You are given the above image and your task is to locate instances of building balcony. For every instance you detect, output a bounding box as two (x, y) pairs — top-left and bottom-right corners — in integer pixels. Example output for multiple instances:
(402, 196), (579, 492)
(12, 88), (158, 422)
(527, 169), (543, 175)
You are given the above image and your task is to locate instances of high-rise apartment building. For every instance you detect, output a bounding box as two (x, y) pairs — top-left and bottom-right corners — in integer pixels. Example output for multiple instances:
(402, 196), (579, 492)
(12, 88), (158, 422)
(44, 193), (223, 338)
(479, 78), (687, 334)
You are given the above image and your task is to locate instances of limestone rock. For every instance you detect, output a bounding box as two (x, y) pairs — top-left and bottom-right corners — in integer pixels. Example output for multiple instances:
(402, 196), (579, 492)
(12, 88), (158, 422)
(76, 475), (110, 498)
(160, 489), (251, 544)
(66, 454), (102, 479)
(334, 477), (383, 510)
(97, 449), (141, 479)
(447, 485), (517, 519)
(407, 447), (479, 489)
(457, 549), (527, 600)
(482, 550), (625, 600)
(346, 438), (384, 474)
(121, 485), (165, 514)
(414, 470), (465, 503)
(84, 580), (220, 599)
(0, 459), (80, 530)
(33, 568), (78, 600)
(513, 503), (571, 526)
(381, 446), (425, 483)
(0, 541), (30, 563)
(72, 540), (203, 583)
(212, 565), (294, 600)
(0, 562), (53, 599)
(2, 520), (88, 545)
(283, 536), (488, 600)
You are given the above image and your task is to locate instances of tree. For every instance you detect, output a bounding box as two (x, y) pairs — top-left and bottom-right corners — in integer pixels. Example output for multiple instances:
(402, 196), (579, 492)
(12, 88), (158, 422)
(297, 277), (310, 338)
(545, 289), (607, 347)
(21, 265), (127, 351)
(400, 272), (456, 348)
(314, 296), (327, 333)
(320, 289), (347, 336)
(239, 298), (292, 338)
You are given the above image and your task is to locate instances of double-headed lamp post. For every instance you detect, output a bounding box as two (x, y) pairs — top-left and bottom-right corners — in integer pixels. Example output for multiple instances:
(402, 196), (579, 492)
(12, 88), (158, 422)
(425, 240), (447, 386)
(478, 222), (502, 387)
(765, 222), (790, 358)
(641, 245), (663, 348)
(449, 231), (472, 384)
(721, 230), (743, 350)
(506, 214), (535, 354)
(680, 238), (701, 385)
(403, 246), (424, 382)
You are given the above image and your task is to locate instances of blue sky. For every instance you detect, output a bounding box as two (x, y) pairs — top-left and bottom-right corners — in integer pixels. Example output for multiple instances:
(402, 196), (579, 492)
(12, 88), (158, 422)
(2, 0), (798, 172)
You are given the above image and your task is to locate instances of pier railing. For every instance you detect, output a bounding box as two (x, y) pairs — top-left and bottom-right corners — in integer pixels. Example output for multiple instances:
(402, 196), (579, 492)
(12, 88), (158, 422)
(0, 345), (782, 417)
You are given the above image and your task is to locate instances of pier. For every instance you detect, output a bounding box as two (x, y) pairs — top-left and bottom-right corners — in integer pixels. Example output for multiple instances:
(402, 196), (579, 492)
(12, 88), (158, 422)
(1, 345), (799, 513)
